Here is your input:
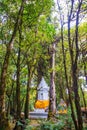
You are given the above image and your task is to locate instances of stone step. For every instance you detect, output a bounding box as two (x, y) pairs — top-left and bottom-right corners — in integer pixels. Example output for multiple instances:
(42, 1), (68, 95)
(29, 112), (48, 119)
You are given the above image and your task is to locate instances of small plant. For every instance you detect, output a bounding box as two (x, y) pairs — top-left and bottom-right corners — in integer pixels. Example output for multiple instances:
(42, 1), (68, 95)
(53, 121), (65, 130)
(25, 119), (31, 124)
(24, 125), (33, 130)
(40, 120), (65, 130)
(40, 121), (53, 130)
(83, 126), (87, 130)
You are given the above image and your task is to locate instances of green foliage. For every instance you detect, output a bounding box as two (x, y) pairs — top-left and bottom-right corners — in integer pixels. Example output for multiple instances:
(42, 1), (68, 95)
(65, 109), (74, 129)
(24, 120), (31, 130)
(55, 108), (75, 129)
(83, 126), (87, 130)
(17, 120), (23, 126)
(40, 120), (65, 130)
(29, 88), (36, 111)
(24, 125), (33, 130)
(53, 121), (65, 130)
(40, 121), (53, 130)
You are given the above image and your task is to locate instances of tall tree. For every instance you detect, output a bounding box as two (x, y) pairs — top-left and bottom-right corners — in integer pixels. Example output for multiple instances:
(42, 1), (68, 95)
(48, 37), (61, 118)
(67, 0), (83, 129)
(16, 32), (21, 119)
(57, 1), (77, 128)
(0, 0), (26, 128)
(49, 41), (56, 116)
(55, 0), (87, 129)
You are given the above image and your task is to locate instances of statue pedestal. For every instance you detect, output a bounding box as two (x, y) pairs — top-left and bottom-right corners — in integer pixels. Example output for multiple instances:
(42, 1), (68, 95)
(29, 109), (48, 119)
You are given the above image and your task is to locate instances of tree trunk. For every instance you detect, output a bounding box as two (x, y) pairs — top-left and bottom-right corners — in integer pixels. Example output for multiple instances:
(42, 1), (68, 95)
(59, 81), (64, 100)
(72, 1), (83, 129)
(36, 58), (44, 101)
(37, 58), (44, 85)
(48, 42), (56, 118)
(56, 1), (78, 127)
(81, 47), (87, 109)
(83, 55), (87, 87)
(16, 47), (21, 119)
(61, 20), (77, 130)
(67, 1), (83, 129)
(80, 85), (86, 109)
(24, 65), (31, 119)
(6, 81), (14, 117)
(72, 64), (83, 130)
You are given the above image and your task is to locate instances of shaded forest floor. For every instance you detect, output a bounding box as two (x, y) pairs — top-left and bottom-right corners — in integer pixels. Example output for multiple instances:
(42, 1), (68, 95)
(26, 118), (87, 130)
(8, 116), (87, 130)
(6, 108), (87, 130)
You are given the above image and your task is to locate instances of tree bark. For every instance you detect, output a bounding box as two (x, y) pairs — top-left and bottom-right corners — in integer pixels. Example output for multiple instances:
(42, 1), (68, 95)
(37, 58), (44, 85)
(24, 65), (31, 119)
(80, 85), (86, 109)
(16, 20), (23, 119)
(57, 1), (78, 128)
(68, 0), (83, 129)
(16, 47), (21, 119)
(61, 19), (77, 130)
(48, 42), (56, 118)
(73, 1), (83, 129)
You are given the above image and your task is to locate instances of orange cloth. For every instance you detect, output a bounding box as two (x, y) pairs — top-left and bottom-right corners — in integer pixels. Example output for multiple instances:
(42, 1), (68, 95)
(58, 109), (67, 114)
(35, 100), (49, 109)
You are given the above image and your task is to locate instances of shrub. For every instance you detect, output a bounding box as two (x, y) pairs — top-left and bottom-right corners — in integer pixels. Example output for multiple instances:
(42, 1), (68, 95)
(40, 122), (53, 130)
(40, 120), (65, 130)
(53, 121), (65, 130)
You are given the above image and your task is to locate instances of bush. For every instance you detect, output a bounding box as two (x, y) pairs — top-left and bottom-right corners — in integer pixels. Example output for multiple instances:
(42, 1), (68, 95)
(40, 120), (65, 130)
(83, 126), (87, 130)
(53, 121), (65, 130)
(24, 125), (33, 130)
(40, 122), (53, 130)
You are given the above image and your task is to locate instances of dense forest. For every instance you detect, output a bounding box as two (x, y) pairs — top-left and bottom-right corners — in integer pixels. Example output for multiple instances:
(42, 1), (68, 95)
(0, 0), (87, 130)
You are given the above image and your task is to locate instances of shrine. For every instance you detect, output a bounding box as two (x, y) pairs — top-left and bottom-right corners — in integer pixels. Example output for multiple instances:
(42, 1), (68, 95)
(29, 77), (49, 119)
(57, 99), (67, 114)
(35, 77), (49, 109)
